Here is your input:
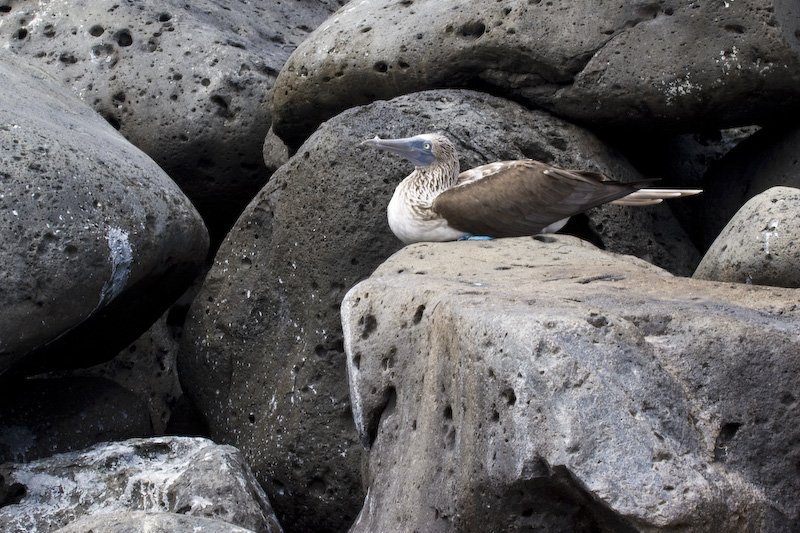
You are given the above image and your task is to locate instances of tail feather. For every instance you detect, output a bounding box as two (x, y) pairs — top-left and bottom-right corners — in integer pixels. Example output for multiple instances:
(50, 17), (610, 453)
(611, 188), (702, 206)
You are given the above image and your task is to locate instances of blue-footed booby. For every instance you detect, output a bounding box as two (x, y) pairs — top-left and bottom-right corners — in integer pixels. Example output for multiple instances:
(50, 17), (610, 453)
(362, 133), (701, 244)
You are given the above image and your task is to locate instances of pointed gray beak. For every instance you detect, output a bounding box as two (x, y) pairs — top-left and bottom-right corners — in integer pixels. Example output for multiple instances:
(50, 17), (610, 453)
(361, 135), (436, 167)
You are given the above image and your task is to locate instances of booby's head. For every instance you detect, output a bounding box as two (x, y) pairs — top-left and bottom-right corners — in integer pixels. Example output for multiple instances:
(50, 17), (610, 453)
(361, 133), (456, 168)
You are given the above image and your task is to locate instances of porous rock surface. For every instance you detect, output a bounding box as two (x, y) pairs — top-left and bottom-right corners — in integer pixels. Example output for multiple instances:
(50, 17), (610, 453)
(0, 51), (208, 377)
(0, 376), (153, 464)
(0, 436), (282, 533)
(692, 123), (800, 249)
(271, 0), (800, 145)
(53, 511), (258, 533)
(694, 186), (800, 287)
(341, 236), (800, 532)
(178, 88), (701, 532)
(0, 0), (345, 239)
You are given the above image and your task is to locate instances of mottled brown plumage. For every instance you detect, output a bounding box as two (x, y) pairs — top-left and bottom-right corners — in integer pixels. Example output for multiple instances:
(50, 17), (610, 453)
(362, 133), (701, 244)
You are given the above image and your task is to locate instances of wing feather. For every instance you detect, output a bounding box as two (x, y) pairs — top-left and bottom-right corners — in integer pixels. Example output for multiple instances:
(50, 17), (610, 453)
(433, 160), (651, 237)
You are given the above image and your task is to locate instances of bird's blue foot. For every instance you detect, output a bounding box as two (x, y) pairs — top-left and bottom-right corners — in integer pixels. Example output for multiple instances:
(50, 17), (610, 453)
(459, 235), (493, 241)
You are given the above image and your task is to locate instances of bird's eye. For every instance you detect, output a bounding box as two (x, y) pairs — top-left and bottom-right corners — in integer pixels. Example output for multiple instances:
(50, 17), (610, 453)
(423, 142), (431, 150)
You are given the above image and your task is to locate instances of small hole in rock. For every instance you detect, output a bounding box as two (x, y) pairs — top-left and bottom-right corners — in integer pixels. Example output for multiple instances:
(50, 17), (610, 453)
(210, 94), (229, 110)
(104, 114), (121, 130)
(459, 21), (486, 39)
(58, 52), (78, 64)
(116, 29), (133, 46)
(714, 422), (742, 462)
(501, 388), (517, 406)
(359, 314), (377, 339)
(412, 305), (425, 324)
(89, 24), (104, 37)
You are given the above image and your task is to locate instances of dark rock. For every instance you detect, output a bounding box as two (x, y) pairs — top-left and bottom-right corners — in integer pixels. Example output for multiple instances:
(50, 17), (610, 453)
(44, 285), (203, 435)
(271, 0), (800, 146)
(609, 126), (760, 248)
(342, 236), (800, 532)
(179, 88), (700, 533)
(693, 123), (800, 250)
(694, 186), (800, 287)
(0, 376), (152, 464)
(0, 0), (346, 241)
(0, 436), (282, 533)
(0, 51), (208, 378)
(165, 393), (211, 438)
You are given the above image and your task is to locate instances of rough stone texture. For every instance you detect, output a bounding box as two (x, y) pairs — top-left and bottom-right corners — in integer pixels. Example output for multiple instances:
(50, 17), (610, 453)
(341, 236), (800, 532)
(0, 51), (209, 377)
(178, 88), (701, 532)
(271, 0), (800, 146)
(54, 511), (257, 533)
(693, 186), (800, 287)
(692, 123), (800, 249)
(0, 436), (282, 533)
(0, 0), (346, 241)
(0, 376), (153, 464)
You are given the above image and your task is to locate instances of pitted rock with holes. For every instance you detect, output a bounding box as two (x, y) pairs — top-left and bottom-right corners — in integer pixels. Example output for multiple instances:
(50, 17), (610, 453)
(0, 0), (346, 241)
(342, 236), (800, 532)
(271, 0), (800, 146)
(0, 51), (208, 377)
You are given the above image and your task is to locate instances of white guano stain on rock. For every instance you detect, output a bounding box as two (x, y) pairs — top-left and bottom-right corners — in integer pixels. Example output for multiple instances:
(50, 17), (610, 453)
(660, 72), (701, 105)
(760, 220), (779, 255)
(97, 226), (133, 309)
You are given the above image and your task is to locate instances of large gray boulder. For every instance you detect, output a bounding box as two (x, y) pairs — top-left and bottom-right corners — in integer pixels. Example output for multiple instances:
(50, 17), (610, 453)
(271, 0), (800, 146)
(0, 52), (208, 377)
(694, 186), (800, 287)
(0, 436), (282, 533)
(179, 88), (700, 532)
(342, 236), (800, 532)
(0, 0), (345, 240)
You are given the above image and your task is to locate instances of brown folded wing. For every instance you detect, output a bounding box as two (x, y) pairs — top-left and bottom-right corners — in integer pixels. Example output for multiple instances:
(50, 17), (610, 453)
(432, 160), (653, 238)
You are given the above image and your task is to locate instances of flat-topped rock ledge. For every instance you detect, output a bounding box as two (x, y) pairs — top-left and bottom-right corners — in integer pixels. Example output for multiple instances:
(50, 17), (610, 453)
(341, 236), (800, 532)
